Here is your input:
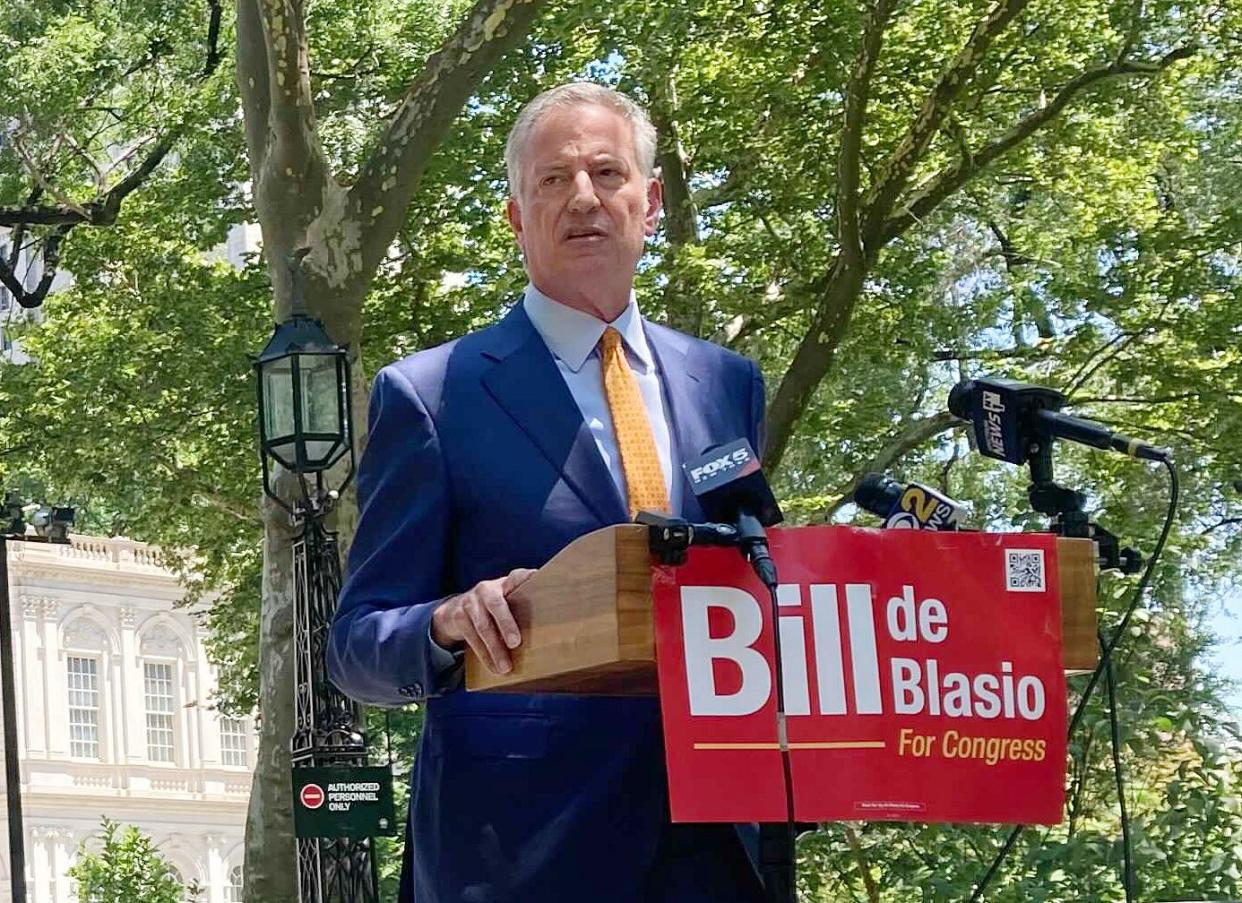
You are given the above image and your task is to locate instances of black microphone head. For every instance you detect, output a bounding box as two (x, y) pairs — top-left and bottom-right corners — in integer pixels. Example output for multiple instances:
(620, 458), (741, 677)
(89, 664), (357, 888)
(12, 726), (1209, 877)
(946, 376), (1067, 465)
(853, 473), (902, 519)
(683, 439), (783, 527)
(947, 380), (975, 421)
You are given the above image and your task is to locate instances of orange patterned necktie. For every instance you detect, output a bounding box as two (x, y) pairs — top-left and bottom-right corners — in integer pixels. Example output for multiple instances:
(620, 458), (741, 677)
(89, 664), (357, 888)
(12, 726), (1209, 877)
(598, 327), (671, 518)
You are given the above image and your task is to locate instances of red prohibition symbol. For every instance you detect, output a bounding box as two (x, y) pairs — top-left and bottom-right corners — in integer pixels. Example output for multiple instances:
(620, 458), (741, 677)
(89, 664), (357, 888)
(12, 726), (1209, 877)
(300, 783), (325, 810)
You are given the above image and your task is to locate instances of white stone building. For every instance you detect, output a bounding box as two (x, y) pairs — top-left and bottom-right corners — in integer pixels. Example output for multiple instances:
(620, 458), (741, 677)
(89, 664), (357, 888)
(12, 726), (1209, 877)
(0, 535), (253, 902)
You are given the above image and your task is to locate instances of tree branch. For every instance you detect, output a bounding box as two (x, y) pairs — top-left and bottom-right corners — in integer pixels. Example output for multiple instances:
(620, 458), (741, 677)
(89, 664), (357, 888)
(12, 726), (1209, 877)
(988, 219), (1055, 338)
(65, 134), (108, 194)
(843, 824), (881, 903)
(3, 188), (40, 273)
(931, 343), (1044, 362)
(816, 411), (961, 520)
(650, 73), (703, 334)
(255, 0), (317, 176)
(880, 46), (1196, 244)
(0, 0), (225, 307)
(761, 0), (896, 471)
(11, 132), (89, 219)
(861, 0), (1031, 249)
(98, 131), (181, 222)
(691, 163), (750, 210)
(1064, 299), (1175, 395)
(652, 78), (699, 249)
(204, 0), (223, 78)
(236, 0), (273, 178)
(1200, 517), (1242, 537)
(0, 129), (178, 305)
(1070, 392), (1221, 405)
(838, 0), (898, 266)
(0, 226), (69, 309)
(348, 0), (549, 278)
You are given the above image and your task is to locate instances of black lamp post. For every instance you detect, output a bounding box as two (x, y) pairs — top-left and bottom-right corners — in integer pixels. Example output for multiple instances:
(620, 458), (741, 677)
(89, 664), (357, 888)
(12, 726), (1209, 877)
(0, 494), (75, 903)
(255, 248), (381, 903)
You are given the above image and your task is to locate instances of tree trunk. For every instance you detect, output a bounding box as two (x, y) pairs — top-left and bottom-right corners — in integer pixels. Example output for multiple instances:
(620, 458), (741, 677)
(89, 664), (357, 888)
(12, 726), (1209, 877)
(244, 497), (299, 902)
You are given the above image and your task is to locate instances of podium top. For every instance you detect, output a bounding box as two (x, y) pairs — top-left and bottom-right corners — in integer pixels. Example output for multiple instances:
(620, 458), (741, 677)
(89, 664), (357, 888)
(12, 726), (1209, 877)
(465, 524), (1097, 694)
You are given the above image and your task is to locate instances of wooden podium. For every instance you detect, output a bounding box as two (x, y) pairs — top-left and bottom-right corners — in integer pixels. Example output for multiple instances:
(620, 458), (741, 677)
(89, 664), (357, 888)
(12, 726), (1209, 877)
(465, 525), (1099, 693)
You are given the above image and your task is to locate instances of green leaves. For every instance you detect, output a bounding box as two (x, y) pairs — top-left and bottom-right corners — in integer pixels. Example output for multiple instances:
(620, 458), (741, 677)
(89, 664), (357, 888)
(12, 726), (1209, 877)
(69, 818), (197, 903)
(2, 0), (1240, 895)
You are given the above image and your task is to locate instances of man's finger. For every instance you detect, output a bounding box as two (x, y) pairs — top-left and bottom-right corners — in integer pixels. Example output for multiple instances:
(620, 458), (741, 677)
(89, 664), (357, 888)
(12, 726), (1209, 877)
(505, 567), (537, 591)
(465, 596), (512, 674)
(484, 590), (522, 649)
(459, 625), (490, 669)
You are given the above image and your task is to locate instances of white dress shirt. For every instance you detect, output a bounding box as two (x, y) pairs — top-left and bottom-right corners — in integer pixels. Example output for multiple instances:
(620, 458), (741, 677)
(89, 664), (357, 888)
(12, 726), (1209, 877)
(522, 282), (679, 512)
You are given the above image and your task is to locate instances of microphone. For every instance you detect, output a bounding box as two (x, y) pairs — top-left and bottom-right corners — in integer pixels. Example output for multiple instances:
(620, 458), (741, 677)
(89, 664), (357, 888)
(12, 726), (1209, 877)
(853, 473), (967, 530)
(633, 511), (739, 565)
(948, 376), (1171, 464)
(683, 439), (783, 588)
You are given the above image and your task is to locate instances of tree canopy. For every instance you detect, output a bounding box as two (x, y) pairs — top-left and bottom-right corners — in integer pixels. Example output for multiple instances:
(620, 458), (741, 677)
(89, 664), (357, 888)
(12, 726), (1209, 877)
(68, 818), (200, 903)
(1, 0), (1239, 897)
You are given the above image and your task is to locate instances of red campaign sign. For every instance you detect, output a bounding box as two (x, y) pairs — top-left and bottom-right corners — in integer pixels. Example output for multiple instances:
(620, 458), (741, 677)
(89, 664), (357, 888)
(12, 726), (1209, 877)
(652, 526), (1067, 825)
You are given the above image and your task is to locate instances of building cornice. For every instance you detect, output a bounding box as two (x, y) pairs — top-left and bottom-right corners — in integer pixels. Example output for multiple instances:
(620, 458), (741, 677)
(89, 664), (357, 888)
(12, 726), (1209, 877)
(26, 793), (249, 815)
(6, 534), (188, 589)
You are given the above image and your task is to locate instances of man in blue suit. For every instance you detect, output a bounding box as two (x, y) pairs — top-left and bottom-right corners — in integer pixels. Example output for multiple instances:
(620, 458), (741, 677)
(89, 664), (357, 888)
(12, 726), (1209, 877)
(328, 83), (767, 902)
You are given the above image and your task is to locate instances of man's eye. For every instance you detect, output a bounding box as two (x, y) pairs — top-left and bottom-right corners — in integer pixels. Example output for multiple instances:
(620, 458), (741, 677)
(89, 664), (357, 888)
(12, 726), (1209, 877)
(541, 175), (563, 186)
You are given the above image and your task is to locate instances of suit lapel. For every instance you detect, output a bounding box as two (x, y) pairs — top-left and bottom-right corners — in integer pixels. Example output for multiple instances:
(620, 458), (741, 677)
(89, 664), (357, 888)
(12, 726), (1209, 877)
(480, 305), (626, 526)
(645, 323), (712, 523)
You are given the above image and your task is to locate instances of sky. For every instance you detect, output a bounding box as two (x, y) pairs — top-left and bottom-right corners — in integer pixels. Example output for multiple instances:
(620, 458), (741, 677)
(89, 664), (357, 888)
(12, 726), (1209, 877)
(1207, 596), (1242, 721)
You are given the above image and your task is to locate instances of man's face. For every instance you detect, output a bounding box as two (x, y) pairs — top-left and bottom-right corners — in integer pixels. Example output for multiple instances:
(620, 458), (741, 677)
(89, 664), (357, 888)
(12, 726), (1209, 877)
(506, 103), (662, 315)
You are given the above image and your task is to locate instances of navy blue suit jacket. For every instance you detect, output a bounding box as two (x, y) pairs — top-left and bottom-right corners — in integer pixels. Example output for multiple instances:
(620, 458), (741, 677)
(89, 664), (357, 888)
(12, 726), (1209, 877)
(327, 302), (765, 902)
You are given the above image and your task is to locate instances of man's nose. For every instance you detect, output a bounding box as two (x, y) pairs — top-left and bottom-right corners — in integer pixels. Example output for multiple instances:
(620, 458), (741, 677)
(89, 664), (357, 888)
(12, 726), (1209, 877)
(567, 171), (600, 212)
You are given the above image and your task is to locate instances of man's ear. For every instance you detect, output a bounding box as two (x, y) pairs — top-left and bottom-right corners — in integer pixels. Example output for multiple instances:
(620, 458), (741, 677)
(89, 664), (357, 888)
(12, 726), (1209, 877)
(644, 177), (663, 237)
(506, 196), (524, 250)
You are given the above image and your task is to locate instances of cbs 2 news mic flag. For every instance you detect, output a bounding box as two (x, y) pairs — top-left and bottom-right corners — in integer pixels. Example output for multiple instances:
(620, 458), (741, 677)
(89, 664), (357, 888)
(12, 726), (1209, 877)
(652, 526), (1067, 824)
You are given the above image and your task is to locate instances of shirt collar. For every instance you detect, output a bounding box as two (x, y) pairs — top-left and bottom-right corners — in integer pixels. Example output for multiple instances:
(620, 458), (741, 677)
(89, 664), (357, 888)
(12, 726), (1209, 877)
(522, 283), (654, 373)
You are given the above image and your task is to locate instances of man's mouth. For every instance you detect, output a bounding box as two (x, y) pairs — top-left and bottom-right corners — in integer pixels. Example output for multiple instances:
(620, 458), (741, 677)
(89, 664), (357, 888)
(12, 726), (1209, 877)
(564, 227), (607, 241)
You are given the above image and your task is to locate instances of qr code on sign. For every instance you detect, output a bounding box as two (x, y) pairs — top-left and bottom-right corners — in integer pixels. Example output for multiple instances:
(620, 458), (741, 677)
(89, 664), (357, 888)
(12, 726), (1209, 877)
(1006, 549), (1046, 592)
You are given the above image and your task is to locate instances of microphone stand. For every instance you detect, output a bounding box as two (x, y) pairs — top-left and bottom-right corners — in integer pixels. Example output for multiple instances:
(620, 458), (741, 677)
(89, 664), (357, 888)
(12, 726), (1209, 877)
(639, 512), (798, 903)
(1025, 433), (1141, 573)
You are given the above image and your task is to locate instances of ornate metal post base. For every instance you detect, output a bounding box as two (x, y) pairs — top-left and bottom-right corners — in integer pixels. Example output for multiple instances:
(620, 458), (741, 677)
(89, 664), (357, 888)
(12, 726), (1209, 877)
(291, 511), (380, 903)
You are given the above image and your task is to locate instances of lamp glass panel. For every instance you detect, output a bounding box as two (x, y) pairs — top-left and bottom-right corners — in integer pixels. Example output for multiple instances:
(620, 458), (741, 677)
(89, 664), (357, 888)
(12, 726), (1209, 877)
(267, 437), (298, 469)
(303, 438), (341, 466)
(262, 357), (296, 444)
(300, 354), (342, 444)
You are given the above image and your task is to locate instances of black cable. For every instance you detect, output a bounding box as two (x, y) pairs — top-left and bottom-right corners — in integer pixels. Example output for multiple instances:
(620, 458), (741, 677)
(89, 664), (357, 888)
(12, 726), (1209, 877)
(760, 581), (798, 903)
(1103, 630), (1136, 903)
(969, 459), (1179, 901)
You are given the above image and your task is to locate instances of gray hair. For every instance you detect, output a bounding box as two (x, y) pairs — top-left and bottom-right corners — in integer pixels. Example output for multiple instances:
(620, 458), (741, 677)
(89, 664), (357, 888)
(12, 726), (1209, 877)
(505, 83), (658, 197)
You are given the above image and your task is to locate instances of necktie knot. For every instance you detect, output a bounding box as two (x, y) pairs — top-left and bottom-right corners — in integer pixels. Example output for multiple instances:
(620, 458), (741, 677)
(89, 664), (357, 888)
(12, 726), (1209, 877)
(599, 326), (623, 356)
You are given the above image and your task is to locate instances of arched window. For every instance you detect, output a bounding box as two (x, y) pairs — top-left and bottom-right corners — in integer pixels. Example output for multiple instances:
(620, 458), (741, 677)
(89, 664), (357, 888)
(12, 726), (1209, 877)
(66, 656), (101, 759)
(170, 867), (201, 902)
(138, 620), (186, 764)
(224, 865), (244, 902)
(62, 613), (112, 762)
(143, 661), (176, 762)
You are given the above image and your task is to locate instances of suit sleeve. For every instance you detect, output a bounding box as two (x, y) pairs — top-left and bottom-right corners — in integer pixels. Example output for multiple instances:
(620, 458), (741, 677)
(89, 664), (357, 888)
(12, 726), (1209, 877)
(749, 359), (767, 458)
(327, 363), (457, 706)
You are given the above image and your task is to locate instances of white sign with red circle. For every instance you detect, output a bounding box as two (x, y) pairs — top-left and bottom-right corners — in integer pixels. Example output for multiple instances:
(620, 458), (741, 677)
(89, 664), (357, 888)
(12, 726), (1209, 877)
(300, 783), (325, 810)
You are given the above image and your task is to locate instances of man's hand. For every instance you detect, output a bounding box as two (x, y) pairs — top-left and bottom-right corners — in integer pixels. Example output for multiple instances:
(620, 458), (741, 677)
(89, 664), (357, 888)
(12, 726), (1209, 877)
(431, 568), (536, 674)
